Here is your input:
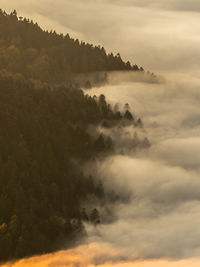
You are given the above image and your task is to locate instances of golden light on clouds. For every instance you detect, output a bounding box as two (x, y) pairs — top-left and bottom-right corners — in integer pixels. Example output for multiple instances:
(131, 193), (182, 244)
(1, 243), (200, 267)
(0, 1), (200, 266)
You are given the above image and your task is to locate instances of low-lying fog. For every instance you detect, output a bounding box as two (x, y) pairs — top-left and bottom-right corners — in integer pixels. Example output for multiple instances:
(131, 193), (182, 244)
(89, 71), (200, 171)
(1, 1), (200, 266)
(3, 71), (200, 267)
(83, 71), (200, 260)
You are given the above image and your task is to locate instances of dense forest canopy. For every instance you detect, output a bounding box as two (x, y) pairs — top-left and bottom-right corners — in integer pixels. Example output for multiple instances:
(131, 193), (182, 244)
(0, 63), (140, 263)
(0, 9), (144, 84)
(0, 9), (145, 263)
(0, 71), (121, 262)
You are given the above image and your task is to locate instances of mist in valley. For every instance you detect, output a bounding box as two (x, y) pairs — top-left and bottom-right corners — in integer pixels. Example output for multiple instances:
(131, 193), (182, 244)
(2, 70), (200, 267)
(1, 0), (200, 266)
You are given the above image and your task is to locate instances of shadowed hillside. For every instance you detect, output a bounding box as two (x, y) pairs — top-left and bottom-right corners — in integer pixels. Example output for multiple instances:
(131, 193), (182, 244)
(0, 9), (145, 263)
(0, 9), (144, 84)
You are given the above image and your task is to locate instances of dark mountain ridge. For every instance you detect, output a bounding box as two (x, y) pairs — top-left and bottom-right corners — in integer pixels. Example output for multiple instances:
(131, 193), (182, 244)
(0, 9), (144, 85)
(0, 9), (147, 263)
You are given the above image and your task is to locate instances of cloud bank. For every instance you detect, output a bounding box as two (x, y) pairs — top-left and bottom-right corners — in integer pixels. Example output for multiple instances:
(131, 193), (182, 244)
(3, 70), (200, 266)
(0, 1), (200, 266)
(83, 71), (200, 261)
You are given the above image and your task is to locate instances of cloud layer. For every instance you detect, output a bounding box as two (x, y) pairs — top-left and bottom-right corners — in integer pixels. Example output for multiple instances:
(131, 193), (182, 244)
(5, 70), (200, 266)
(2, 243), (200, 267)
(1, 1), (200, 266)
(84, 71), (200, 261)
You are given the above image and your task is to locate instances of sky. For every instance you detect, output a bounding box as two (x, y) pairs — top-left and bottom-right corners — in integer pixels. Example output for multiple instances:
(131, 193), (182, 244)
(1, 1), (200, 267)
(1, 0), (200, 72)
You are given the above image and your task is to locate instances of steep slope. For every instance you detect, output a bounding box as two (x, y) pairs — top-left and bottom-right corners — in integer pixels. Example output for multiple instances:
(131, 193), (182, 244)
(0, 9), (144, 263)
(0, 71), (128, 262)
(0, 9), (143, 84)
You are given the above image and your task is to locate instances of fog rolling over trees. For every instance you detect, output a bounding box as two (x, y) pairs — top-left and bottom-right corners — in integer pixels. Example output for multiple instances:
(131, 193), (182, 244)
(9, 67), (200, 267)
(84, 72), (200, 262)
(0, 71), (145, 262)
(1, 2), (200, 267)
(0, 10), (149, 264)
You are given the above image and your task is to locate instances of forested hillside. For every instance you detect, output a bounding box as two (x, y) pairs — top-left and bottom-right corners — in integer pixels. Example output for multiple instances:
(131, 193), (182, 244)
(0, 9), (144, 263)
(0, 71), (139, 262)
(0, 9), (143, 84)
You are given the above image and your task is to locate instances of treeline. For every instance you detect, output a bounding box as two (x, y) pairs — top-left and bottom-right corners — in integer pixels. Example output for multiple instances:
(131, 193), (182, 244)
(0, 9), (144, 263)
(0, 71), (131, 262)
(0, 9), (144, 84)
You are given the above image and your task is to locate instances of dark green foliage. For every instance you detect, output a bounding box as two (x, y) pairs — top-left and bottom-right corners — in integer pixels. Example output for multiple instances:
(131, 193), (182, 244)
(90, 208), (100, 226)
(81, 208), (89, 222)
(0, 71), (121, 262)
(124, 110), (134, 120)
(0, 9), (143, 84)
(0, 9), (139, 263)
(136, 118), (143, 128)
